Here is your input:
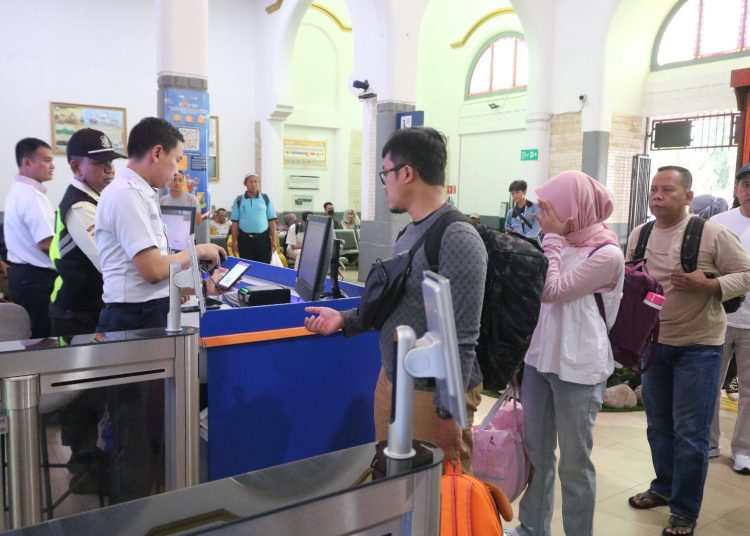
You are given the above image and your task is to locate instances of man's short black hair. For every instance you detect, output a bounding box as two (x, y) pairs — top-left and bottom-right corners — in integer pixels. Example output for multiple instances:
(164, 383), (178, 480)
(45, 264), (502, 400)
(508, 180), (527, 193)
(216, 208), (226, 213)
(127, 117), (185, 159)
(15, 138), (51, 167)
(323, 202), (333, 209)
(657, 165), (693, 191)
(301, 211), (312, 222)
(381, 127), (447, 186)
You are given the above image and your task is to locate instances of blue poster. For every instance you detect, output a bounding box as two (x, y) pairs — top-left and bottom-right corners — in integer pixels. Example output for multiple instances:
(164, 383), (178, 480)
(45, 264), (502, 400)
(163, 88), (210, 215)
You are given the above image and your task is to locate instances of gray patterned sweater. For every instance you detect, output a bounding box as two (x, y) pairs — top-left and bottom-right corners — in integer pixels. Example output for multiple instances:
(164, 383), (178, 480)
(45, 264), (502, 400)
(342, 203), (487, 396)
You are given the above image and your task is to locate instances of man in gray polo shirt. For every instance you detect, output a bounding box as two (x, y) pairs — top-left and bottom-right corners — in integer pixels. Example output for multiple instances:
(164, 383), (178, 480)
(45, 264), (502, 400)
(304, 127), (487, 470)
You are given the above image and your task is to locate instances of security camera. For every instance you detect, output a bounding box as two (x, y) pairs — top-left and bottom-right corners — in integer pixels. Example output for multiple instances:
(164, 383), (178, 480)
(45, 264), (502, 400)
(352, 79), (370, 92)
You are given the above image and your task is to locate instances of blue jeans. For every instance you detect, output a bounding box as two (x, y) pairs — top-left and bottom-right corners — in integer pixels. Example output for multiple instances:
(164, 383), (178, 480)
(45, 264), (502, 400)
(517, 365), (605, 536)
(641, 343), (722, 521)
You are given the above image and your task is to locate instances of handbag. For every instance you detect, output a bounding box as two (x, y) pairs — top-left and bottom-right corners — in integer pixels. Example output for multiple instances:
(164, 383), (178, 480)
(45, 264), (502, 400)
(359, 211), (455, 330)
(471, 385), (529, 502)
(270, 250), (284, 267)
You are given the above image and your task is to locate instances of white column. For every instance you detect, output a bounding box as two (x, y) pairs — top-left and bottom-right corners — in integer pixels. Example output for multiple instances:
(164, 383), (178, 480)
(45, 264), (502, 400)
(157, 0), (209, 80)
(259, 106), (292, 205)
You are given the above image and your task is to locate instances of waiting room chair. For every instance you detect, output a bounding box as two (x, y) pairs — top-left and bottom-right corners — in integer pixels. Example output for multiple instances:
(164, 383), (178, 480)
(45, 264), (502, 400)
(334, 229), (359, 267)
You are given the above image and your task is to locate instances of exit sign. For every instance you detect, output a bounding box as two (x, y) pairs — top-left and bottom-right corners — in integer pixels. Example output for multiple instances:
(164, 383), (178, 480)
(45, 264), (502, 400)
(520, 149), (539, 161)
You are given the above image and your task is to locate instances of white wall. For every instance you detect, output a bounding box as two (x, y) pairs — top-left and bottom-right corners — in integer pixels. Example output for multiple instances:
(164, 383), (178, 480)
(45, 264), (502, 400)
(207, 0), (257, 210)
(417, 0), (526, 214)
(0, 0), (158, 207)
(605, 0), (745, 119)
(0, 0), (258, 214)
(282, 1), (361, 213)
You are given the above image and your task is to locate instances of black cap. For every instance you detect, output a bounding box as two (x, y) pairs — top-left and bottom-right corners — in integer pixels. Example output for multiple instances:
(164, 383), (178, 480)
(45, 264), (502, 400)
(66, 128), (126, 162)
(737, 163), (750, 180)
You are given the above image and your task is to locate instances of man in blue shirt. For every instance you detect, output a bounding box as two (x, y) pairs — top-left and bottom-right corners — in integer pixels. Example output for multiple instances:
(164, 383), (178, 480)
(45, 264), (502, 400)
(505, 179), (542, 242)
(230, 173), (278, 263)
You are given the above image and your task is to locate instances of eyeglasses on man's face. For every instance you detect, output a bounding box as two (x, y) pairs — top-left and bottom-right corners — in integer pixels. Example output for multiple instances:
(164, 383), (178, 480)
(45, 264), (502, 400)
(379, 163), (409, 185)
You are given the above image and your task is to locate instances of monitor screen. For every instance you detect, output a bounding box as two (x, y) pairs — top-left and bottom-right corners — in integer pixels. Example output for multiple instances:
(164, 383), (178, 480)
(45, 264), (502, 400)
(295, 215), (333, 302)
(161, 205), (196, 252)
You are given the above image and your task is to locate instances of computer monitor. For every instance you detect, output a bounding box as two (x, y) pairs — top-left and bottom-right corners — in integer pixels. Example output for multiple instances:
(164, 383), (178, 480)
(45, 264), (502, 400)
(161, 205), (196, 252)
(294, 215), (334, 302)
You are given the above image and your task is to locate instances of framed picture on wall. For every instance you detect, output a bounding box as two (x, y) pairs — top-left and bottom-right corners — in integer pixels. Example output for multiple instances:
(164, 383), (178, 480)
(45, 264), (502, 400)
(209, 115), (219, 182)
(284, 139), (326, 169)
(50, 102), (127, 155)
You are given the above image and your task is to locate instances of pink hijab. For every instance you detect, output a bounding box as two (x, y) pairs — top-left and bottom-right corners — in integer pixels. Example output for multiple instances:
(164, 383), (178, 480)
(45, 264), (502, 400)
(535, 170), (619, 248)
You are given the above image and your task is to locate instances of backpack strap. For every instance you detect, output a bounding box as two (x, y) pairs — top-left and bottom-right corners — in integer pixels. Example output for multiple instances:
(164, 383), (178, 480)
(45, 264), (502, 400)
(423, 210), (470, 270)
(680, 216), (705, 273)
(234, 194), (243, 213)
(262, 192), (269, 205)
(587, 244), (615, 329)
(632, 220), (656, 261)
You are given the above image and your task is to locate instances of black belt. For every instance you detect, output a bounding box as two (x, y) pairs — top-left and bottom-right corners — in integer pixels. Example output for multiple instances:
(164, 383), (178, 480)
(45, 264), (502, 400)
(241, 231), (269, 237)
(104, 297), (170, 309)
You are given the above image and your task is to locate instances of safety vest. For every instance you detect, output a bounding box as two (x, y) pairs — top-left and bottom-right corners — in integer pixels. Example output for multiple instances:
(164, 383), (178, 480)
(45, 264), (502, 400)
(49, 185), (104, 312)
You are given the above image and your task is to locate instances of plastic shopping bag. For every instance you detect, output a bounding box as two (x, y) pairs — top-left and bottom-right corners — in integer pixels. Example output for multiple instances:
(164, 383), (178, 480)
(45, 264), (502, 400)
(270, 250), (284, 267)
(471, 386), (529, 502)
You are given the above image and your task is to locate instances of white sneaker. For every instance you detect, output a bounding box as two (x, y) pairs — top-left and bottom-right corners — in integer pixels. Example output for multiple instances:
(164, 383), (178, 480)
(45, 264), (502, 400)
(726, 377), (740, 401)
(708, 446), (721, 458)
(731, 453), (750, 475)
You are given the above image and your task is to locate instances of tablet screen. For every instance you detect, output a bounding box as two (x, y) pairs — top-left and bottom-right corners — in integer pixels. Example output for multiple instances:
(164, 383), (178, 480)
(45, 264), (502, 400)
(217, 261), (250, 290)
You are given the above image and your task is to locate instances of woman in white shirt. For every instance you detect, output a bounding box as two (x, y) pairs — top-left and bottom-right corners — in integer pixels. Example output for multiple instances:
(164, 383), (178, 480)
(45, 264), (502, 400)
(511, 171), (624, 536)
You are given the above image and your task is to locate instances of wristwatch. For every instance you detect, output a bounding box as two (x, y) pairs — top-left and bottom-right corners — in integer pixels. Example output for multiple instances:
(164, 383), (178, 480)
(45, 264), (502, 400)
(435, 407), (452, 420)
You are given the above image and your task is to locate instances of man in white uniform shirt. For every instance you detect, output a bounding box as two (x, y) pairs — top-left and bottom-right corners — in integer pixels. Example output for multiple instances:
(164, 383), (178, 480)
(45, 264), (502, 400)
(96, 116), (224, 332)
(4, 138), (56, 338)
(709, 163), (750, 475)
(95, 117), (225, 503)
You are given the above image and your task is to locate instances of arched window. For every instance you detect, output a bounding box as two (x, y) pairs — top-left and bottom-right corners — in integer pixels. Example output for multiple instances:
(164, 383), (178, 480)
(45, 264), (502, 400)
(467, 33), (527, 98)
(653, 0), (750, 69)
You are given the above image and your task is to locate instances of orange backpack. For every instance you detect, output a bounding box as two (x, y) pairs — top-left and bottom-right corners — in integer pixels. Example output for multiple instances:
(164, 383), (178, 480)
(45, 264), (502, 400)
(441, 461), (514, 536)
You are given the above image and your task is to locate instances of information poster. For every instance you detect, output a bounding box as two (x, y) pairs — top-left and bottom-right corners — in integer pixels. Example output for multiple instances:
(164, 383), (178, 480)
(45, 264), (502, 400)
(163, 88), (210, 215)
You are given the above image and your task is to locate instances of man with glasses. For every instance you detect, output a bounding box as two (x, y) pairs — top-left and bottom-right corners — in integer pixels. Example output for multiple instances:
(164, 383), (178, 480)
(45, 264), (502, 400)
(305, 127), (487, 471)
(49, 128), (126, 336)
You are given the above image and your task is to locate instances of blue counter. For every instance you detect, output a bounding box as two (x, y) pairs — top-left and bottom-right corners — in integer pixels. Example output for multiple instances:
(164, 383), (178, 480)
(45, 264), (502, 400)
(200, 259), (380, 480)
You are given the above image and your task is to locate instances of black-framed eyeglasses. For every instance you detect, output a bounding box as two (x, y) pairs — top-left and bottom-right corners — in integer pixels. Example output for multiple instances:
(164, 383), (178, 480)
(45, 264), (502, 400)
(379, 163), (409, 185)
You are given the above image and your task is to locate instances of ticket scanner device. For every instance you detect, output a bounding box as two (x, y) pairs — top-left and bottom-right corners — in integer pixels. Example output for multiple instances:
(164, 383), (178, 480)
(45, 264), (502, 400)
(385, 270), (468, 467)
(167, 235), (208, 332)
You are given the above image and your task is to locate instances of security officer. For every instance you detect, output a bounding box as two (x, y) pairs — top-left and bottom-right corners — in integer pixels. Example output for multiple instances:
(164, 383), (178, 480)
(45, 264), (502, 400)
(49, 128), (126, 336)
(96, 117), (224, 332)
(230, 173), (278, 263)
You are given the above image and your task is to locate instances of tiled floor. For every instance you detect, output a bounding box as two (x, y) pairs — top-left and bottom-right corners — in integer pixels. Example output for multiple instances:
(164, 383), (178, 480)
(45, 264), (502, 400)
(474, 394), (750, 535)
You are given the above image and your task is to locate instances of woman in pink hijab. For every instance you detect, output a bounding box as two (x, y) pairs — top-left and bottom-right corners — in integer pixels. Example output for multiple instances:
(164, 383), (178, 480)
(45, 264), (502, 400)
(511, 171), (624, 536)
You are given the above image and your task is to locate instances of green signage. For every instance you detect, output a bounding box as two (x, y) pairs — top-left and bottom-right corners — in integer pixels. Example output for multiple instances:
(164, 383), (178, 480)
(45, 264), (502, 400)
(520, 149), (539, 161)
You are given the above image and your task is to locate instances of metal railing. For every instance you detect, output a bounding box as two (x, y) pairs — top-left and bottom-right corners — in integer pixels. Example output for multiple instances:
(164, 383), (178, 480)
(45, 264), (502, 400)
(0, 329), (200, 530)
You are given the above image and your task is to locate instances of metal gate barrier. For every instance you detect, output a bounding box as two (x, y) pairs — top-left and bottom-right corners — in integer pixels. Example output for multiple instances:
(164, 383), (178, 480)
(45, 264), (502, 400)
(0, 328), (200, 530)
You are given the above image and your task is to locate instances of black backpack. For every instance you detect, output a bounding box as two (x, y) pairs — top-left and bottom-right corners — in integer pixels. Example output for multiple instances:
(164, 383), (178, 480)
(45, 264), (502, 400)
(422, 212), (548, 391)
(634, 216), (745, 313)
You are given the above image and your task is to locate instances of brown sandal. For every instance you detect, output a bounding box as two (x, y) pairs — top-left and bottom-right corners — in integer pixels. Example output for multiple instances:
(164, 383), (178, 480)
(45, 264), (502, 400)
(628, 489), (669, 509)
(662, 514), (695, 535)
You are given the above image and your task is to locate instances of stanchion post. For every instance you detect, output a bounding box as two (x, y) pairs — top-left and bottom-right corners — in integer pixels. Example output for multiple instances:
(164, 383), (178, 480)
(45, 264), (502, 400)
(2, 375), (42, 528)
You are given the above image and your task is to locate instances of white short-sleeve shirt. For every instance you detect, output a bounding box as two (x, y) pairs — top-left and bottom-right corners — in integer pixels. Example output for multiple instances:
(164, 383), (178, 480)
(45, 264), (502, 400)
(95, 167), (169, 303)
(3, 175), (55, 269)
